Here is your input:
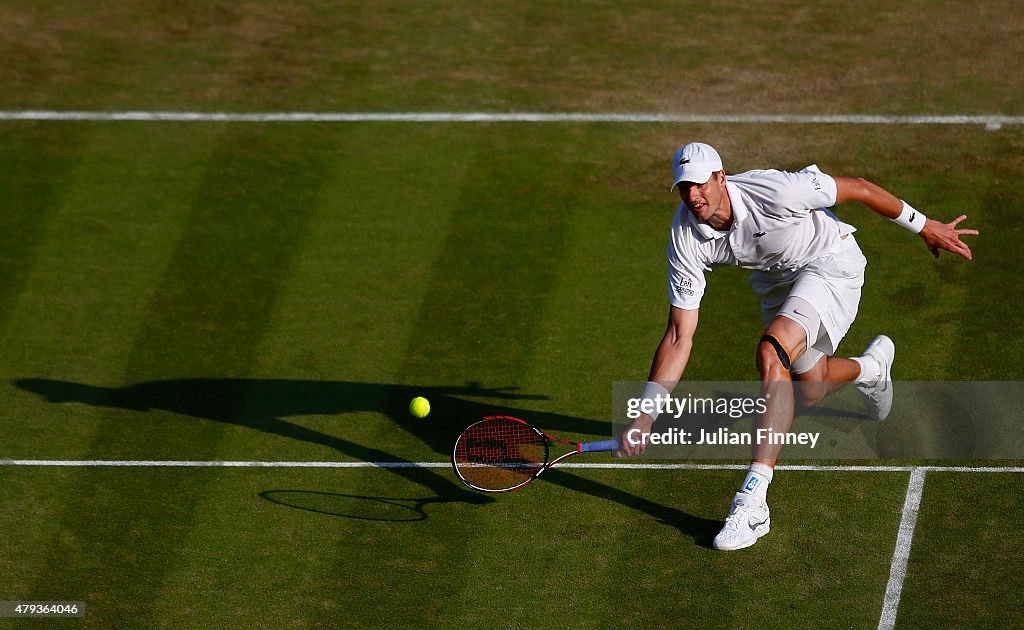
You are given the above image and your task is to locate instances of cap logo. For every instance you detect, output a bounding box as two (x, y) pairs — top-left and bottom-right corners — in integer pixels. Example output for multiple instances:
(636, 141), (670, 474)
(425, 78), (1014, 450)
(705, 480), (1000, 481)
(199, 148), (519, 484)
(679, 158), (690, 165)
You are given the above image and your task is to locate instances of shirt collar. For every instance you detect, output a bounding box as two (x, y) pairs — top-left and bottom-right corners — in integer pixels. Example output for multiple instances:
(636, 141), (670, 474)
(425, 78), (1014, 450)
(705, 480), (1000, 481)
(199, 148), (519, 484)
(685, 180), (748, 239)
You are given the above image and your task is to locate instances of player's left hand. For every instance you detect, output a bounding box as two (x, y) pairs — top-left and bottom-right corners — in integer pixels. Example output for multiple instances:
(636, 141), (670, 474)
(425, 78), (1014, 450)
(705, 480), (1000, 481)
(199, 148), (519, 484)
(920, 215), (978, 260)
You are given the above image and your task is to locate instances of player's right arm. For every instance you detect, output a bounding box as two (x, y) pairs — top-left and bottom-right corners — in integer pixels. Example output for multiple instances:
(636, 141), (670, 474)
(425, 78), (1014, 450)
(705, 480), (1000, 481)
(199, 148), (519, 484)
(615, 306), (699, 457)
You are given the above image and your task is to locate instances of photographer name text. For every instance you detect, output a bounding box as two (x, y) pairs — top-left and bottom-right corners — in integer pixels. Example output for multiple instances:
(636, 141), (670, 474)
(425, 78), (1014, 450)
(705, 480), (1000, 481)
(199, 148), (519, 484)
(626, 427), (820, 449)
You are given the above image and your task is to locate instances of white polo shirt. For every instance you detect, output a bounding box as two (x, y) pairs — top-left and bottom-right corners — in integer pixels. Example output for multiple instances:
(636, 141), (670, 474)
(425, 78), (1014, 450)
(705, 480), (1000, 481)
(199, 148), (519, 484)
(668, 165), (856, 310)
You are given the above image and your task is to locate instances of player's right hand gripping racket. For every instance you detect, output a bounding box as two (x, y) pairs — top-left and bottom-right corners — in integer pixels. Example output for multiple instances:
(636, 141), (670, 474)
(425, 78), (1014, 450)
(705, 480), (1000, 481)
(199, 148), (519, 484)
(451, 415), (620, 492)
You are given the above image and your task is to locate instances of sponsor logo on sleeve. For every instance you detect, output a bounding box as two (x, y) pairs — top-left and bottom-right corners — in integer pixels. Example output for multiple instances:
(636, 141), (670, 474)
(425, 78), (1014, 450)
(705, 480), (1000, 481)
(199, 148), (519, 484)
(676, 277), (694, 296)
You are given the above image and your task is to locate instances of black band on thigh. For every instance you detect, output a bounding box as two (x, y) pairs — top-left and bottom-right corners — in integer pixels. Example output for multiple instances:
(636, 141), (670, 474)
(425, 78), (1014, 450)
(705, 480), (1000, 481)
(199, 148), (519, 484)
(760, 334), (792, 370)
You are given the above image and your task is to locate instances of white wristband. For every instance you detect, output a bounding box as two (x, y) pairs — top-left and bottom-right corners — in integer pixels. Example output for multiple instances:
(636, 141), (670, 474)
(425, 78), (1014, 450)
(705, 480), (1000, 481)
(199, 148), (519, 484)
(639, 381), (671, 422)
(891, 201), (927, 234)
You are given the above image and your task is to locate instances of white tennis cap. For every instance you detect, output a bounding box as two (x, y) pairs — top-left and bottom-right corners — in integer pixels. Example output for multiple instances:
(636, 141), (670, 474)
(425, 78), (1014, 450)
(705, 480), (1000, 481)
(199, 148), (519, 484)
(670, 142), (724, 189)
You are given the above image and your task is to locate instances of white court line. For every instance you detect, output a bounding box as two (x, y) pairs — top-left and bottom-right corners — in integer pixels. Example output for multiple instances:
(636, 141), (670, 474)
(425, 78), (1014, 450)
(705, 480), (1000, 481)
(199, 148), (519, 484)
(878, 467), (928, 630)
(1, 459), (1023, 472)
(0, 111), (1020, 128)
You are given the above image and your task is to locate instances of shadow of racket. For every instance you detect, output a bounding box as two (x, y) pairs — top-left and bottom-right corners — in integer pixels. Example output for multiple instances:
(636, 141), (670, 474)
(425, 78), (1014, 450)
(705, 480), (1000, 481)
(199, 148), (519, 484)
(259, 489), (460, 522)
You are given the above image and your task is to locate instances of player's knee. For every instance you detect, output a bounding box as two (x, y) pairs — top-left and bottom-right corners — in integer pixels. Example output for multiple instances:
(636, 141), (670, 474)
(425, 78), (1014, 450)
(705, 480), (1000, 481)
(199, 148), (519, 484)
(756, 336), (791, 379)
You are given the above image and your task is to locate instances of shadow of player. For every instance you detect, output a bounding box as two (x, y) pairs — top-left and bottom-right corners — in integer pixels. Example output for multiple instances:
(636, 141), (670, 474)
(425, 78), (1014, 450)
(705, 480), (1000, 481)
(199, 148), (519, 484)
(16, 377), (714, 541)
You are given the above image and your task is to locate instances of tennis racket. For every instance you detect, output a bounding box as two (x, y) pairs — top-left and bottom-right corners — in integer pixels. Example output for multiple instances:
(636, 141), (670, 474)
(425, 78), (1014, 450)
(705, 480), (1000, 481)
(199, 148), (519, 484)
(451, 415), (620, 492)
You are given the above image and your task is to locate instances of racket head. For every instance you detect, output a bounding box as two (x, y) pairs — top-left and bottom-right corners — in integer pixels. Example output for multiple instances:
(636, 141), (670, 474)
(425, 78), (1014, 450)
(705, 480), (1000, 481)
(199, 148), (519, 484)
(451, 416), (550, 492)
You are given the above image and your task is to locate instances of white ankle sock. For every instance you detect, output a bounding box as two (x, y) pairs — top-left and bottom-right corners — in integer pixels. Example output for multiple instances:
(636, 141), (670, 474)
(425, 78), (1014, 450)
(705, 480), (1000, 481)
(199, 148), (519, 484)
(740, 462), (774, 499)
(851, 355), (880, 385)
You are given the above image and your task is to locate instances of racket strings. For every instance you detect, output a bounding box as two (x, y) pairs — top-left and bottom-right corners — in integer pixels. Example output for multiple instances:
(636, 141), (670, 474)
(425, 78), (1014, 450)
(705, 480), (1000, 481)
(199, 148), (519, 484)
(453, 417), (548, 491)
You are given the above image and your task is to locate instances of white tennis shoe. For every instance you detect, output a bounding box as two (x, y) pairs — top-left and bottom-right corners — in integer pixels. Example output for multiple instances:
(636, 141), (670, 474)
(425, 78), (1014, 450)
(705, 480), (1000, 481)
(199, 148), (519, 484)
(713, 492), (771, 551)
(855, 335), (896, 421)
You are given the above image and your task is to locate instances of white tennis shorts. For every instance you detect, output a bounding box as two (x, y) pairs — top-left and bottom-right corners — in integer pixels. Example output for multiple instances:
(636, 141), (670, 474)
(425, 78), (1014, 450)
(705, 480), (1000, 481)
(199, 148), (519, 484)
(750, 234), (867, 373)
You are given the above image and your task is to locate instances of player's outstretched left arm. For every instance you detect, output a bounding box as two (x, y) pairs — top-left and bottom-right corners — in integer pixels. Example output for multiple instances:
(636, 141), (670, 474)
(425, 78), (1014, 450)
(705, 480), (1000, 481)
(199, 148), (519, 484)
(834, 176), (979, 260)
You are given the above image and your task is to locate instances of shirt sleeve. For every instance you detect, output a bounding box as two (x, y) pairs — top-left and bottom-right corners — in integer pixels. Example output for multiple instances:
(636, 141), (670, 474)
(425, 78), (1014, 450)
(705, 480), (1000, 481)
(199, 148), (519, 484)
(762, 165), (838, 218)
(666, 211), (708, 310)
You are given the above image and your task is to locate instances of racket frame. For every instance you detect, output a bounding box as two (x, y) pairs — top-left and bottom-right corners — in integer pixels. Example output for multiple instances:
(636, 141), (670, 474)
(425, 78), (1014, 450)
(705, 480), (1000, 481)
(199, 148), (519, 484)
(451, 415), (615, 493)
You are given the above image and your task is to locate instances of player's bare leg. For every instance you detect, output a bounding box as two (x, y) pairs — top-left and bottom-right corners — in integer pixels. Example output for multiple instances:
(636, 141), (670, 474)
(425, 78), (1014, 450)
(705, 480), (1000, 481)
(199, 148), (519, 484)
(792, 355), (861, 408)
(753, 315), (808, 466)
(713, 316), (806, 551)
(792, 339), (896, 420)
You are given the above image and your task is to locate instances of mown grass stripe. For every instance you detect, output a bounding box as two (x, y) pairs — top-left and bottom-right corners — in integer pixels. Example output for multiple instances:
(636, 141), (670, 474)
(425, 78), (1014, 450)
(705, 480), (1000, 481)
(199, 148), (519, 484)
(22, 126), (333, 627)
(394, 126), (595, 453)
(0, 124), (86, 329)
(945, 130), (1024, 378)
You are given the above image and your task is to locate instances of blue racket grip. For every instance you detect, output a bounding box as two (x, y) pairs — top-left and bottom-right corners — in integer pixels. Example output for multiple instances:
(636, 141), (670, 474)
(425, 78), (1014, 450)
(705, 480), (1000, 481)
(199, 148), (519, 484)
(578, 439), (620, 453)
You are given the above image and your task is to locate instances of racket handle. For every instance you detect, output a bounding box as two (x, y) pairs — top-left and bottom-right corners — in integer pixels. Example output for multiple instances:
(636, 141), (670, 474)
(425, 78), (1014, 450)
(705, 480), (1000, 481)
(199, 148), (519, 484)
(578, 439), (620, 453)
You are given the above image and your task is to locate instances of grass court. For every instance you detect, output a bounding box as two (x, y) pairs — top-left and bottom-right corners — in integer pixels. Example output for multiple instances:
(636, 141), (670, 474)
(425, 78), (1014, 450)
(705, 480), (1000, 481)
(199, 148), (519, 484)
(1, 1), (1022, 627)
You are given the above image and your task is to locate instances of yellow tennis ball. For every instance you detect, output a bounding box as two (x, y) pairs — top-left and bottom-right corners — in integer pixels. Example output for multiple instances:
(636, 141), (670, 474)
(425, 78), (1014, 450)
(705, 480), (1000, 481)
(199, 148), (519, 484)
(409, 396), (430, 418)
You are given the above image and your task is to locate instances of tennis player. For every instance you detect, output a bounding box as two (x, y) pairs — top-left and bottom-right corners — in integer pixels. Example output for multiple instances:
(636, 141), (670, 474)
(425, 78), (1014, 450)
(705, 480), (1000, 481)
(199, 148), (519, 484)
(615, 142), (977, 550)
